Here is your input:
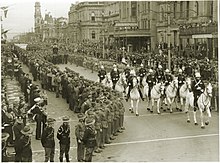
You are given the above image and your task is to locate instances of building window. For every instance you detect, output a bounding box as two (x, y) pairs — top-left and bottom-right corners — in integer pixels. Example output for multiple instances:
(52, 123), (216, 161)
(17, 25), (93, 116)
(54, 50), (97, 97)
(92, 31), (95, 39)
(160, 6), (164, 21)
(173, 2), (176, 18)
(131, 2), (137, 17)
(148, 20), (150, 29)
(91, 12), (95, 21)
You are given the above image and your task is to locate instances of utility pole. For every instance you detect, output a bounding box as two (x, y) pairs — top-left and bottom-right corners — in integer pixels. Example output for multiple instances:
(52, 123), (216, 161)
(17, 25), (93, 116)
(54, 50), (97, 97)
(167, 4), (171, 70)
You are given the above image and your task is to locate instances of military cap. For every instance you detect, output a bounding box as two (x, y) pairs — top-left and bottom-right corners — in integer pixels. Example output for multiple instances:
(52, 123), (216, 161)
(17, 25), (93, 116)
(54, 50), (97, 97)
(62, 116), (70, 122)
(77, 113), (86, 120)
(47, 118), (56, 124)
(21, 125), (33, 135)
(85, 118), (95, 126)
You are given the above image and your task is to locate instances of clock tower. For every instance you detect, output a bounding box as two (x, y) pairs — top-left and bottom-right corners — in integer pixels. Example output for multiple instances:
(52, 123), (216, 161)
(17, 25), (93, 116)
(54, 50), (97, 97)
(34, 2), (42, 33)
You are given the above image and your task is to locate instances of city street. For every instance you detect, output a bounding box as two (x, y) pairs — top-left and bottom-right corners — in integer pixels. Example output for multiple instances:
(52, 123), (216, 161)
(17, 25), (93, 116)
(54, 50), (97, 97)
(14, 63), (218, 162)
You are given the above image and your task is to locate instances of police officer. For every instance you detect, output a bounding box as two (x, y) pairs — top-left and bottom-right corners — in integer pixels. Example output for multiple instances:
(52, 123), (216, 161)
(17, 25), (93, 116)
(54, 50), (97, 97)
(75, 113), (86, 162)
(146, 69), (156, 101)
(177, 69), (185, 103)
(155, 65), (164, 83)
(57, 116), (71, 162)
(126, 69), (144, 102)
(124, 64), (131, 82)
(98, 65), (106, 83)
(192, 72), (205, 111)
(82, 118), (97, 162)
(163, 69), (173, 89)
(110, 64), (120, 90)
(138, 63), (147, 87)
(41, 118), (56, 162)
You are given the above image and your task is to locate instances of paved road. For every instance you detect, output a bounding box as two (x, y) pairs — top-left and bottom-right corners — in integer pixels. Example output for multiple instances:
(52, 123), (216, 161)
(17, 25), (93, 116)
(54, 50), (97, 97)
(9, 63), (218, 162)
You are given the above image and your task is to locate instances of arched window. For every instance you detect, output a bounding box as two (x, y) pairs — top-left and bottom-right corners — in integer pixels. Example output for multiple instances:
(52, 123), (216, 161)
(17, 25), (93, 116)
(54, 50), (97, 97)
(91, 12), (95, 21)
(91, 31), (95, 39)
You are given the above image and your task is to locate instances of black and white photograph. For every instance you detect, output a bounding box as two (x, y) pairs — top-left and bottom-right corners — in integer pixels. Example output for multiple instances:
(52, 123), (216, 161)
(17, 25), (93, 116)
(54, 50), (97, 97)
(1, 0), (219, 162)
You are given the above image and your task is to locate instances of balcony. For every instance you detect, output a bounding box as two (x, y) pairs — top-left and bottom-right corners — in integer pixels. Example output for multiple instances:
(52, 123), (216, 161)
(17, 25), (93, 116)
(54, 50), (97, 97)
(179, 24), (217, 36)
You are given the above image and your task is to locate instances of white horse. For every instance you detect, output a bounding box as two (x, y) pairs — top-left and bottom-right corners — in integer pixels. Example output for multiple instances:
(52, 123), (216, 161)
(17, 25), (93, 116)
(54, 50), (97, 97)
(150, 82), (165, 114)
(126, 77), (140, 116)
(165, 78), (178, 113)
(115, 73), (127, 93)
(142, 76), (151, 110)
(197, 83), (213, 129)
(179, 78), (191, 111)
(185, 78), (198, 125)
(100, 73), (113, 88)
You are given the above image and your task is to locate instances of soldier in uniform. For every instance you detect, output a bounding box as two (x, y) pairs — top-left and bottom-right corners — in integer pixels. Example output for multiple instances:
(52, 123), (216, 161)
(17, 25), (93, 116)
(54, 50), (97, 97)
(138, 63), (147, 87)
(163, 69), (173, 94)
(57, 116), (71, 162)
(192, 72), (205, 111)
(155, 65), (164, 83)
(75, 113), (86, 162)
(98, 65), (106, 83)
(13, 116), (24, 162)
(126, 69), (144, 102)
(82, 118), (97, 162)
(20, 125), (33, 162)
(177, 69), (185, 103)
(146, 69), (156, 101)
(41, 118), (56, 162)
(110, 64), (120, 90)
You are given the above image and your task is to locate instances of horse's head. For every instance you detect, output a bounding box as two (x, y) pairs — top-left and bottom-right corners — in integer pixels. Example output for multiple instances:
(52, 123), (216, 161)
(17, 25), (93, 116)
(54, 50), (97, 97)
(132, 77), (138, 88)
(205, 83), (213, 97)
(159, 82), (165, 95)
(185, 77), (192, 91)
(172, 77), (178, 89)
(120, 73), (127, 85)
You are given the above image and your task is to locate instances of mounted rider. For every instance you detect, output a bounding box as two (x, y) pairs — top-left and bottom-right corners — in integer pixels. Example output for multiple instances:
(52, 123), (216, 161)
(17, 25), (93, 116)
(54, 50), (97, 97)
(138, 63), (147, 87)
(155, 65), (164, 83)
(124, 64), (131, 82)
(98, 65), (106, 83)
(191, 72), (205, 110)
(126, 69), (144, 102)
(146, 69), (156, 100)
(163, 69), (174, 97)
(177, 69), (185, 100)
(110, 64), (120, 90)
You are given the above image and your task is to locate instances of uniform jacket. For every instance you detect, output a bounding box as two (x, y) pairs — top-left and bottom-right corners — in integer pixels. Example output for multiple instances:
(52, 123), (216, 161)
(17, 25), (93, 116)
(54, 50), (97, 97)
(155, 70), (164, 81)
(82, 126), (97, 148)
(41, 126), (55, 148)
(98, 70), (106, 80)
(75, 121), (85, 141)
(19, 135), (32, 158)
(163, 74), (173, 86)
(177, 74), (185, 86)
(110, 69), (120, 82)
(146, 74), (156, 87)
(138, 68), (146, 77)
(57, 124), (70, 145)
(192, 79), (205, 96)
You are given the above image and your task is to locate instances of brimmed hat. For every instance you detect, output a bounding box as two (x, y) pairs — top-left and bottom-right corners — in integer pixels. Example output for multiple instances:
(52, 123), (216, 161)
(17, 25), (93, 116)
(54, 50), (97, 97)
(34, 97), (41, 103)
(85, 118), (95, 126)
(62, 116), (70, 122)
(77, 113), (86, 120)
(2, 133), (9, 141)
(21, 125), (33, 135)
(47, 118), (56, 124)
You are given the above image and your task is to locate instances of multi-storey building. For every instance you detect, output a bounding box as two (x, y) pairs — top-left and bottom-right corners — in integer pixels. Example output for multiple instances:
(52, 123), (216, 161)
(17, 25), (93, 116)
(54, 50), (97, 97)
(68, 1), (106, 43)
